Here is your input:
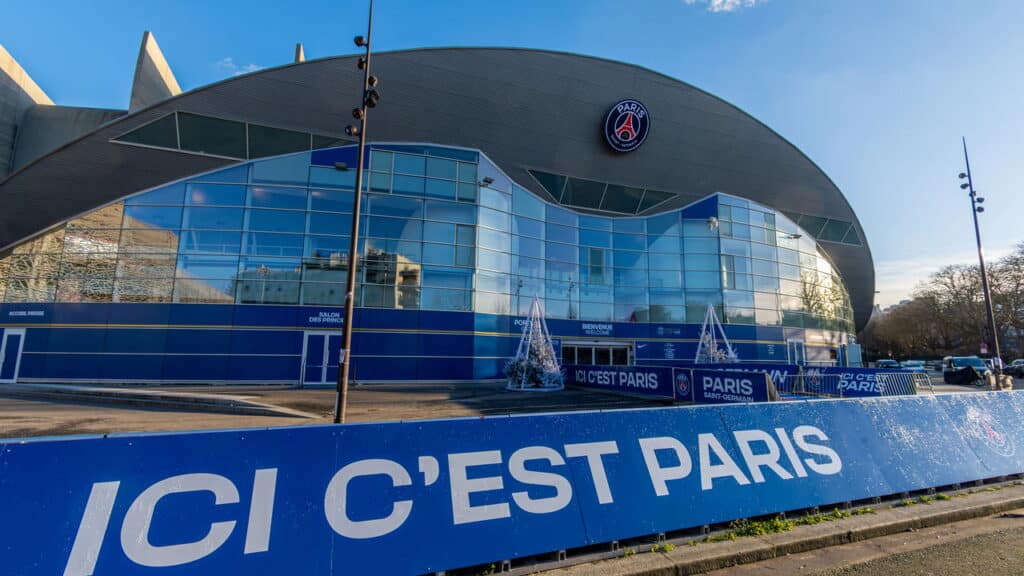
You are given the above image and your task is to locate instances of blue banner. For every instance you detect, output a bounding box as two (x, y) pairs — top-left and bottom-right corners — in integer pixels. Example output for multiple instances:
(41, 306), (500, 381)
(564, 364), (675, 400)
(4, 393), (1024, 575)
(691, 368), (772, 404)
(702, 363), (799, 389)
(808, 367), (910, 398)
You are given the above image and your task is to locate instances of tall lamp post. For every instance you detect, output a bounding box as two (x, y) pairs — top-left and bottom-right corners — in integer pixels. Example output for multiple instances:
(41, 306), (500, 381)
(334, 0), (380, 423)
(958, 137), (1001, 373)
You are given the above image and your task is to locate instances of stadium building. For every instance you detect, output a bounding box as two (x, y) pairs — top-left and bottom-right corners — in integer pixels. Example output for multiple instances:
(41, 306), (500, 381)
(0, 34), (873, 385)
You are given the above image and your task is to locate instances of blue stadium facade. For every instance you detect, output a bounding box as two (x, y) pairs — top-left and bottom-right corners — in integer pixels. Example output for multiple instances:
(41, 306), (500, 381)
(0, 46), (871, 385)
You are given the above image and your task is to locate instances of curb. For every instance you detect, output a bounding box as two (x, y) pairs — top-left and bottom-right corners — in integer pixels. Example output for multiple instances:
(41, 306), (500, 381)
(0, 384), (316, 419)
(540, 484), (1024, 576)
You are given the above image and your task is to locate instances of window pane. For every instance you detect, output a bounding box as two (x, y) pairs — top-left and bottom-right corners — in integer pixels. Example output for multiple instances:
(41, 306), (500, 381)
(369, 172), (391, 193)
(310, 166), (356, 190)
(127, 183), (186, 205)
(480, 188), (511, 212)
(513, 186), (545, 220)
(546, 205), (578, 227)
(177, 113), (246, 158)
(123, 205), (182, 230)
(423, 243), (454, 265)
(547, 242), (577, 263)
(370, 150), (393, 172)
(243, 232), (304, 257)
(393, 175), (425, 196)
(512, 216), (544, 238)
(185, 207), (244, 229)
(455, 246), (475, 267)
(425, 178), (456, 200)
(478, 228), (510, 252)
(545, 223), (577, 244)
(456, 225), (475, 246)
(187, 183), (246, 206)
(247, 209), (305, 233)
(179, 230), (242, 254)
(425, 201), (476, 224)
(459, 163), (477, 184)
(422, 287), (470, 311)
(613, 233), (645, 251)
(561, 178), (605, 209)
(308, 212), (353, 236)
(310, 188), (353, 213)
(302, 282), (345, 305)
(478, 248), (510, 272)
(457, 183), (477, 202)
(393, 153), (426, 175)
(423, 266), (473, 289)
(248, 152), (312, 185)
(601, 185), (644, 214)
(425, 157), (458, 180)
(247, 124), (310, 159)
(479, 206), (509, 231)
(248, 186), (307, 210)
(646, 212), (680, 236)
(580, 228), (611, 248)
(685, 270), (721, 289)
(116, 113), (178, 148)
(369, 194), (423, 219)
(368, 216), (421, 241)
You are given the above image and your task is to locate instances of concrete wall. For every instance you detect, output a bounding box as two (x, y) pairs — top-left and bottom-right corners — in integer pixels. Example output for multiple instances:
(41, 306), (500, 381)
(0, 44), (52, 177)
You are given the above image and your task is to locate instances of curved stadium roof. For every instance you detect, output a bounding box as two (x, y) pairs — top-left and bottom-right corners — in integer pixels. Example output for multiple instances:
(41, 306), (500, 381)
(0, 47), (874, 329)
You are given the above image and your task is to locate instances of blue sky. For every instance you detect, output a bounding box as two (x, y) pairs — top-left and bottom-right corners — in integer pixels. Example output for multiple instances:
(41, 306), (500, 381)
(2, 0), (1022, 307)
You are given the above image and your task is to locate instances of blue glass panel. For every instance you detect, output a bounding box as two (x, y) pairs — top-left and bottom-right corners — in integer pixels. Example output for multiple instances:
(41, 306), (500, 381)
(310, 188), (354, 213)
(684, 237), (718, 253)
(124, 205), (182, 229)
(425, 200), (475, 224)
(513, 236), (543, 259)
(308, 212), (356, 236)
(248, 186), (307, 210)
(369, 194), (423, 219)
(649, 269), (682, 288)
(421, 287), (470, 311)
(424, 179), (456, 199)
(176, 254), (239, 278)
(613, 219), (645, 234)
(684, 254), (719, 270)
(423, 222), (455, 243)
(685, 270), (721, 289)
(186, 183), (246, 206)
(250, 152), (310, 185)
(478, 248), (510, 272)
(126, 183), (186, 205)
(393, 153), (426, 176)
(512, 216), (543, 238)
(546, 204), (578, 227)
(423, 243), (454, 265)
(480, 188), (510, 212)
(423, 266), (473, 289)
(613, 268), (647, 286)
(613, 233), (645, 251)
(646, 212), (680, 236)
(185, 207), (243, 229)
(613, 250), (645, 269)
(478, 161), (510, 192)
(578, 215), (612, 231)
(370, 150), (393, 172)
(243, 232), (304, 257)
(546, 242), (577, 263)
(248, 209), (305, 233)
(456, 225), (475, 245)
(579, 228), (611, 248)
(478, 228), (510, 252)
(393, 175), (425, 196)
(425, 157), (458, 180)
(309, 166), (356, 189)
(545, 223), (577, 244)
(369, 172), (391, 193)
(479, 207), (509, 231)
(648, 252), (682, 270)
(367, 216), (422, 240)
(513, 186), (544, 220)
(196, 164), (250, 184)
(457, 183), (477, 202)
(178, 230), (242, 254)
(647, 234), (679, 253)
(459, 162), (478, 184)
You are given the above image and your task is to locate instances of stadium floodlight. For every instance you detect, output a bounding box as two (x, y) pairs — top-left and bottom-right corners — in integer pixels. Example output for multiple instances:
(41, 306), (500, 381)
(481, 176), (495, 186)
(959, 136), (1001, 373)
(335, 0), (379, 424)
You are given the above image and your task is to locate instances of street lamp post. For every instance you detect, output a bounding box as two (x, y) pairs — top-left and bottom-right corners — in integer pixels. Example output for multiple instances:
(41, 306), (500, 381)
(958, 137), (1001, 373)
(334, 0), (380, 424)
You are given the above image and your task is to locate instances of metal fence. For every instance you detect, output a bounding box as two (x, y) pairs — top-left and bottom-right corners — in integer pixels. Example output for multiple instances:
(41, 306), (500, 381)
(774, 371), (933, 399)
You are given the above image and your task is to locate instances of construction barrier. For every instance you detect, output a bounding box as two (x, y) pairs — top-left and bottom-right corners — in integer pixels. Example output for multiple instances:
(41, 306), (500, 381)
(4, 392), (1023, 575)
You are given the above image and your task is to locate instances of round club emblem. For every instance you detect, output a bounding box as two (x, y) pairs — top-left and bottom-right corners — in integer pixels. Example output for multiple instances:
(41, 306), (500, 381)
(675, 371), (691, 398)
(604, 99), (650, 153)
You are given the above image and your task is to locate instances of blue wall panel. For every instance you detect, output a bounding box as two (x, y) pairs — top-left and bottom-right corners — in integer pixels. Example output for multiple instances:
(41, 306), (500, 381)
(229, 330), (301, 355)
(165, 329), (234, 355)
(99, 354), (166, 380)
(104, 328), (168, 354)
(226, 355), (300, 381)
(352, 331), (420, 356)
(45, 328), (108, 353)
(43, 353), (104, 380)
(106, 303), (172, 326)
(15, 352), (46, 378)
(162, 355), (229, 381)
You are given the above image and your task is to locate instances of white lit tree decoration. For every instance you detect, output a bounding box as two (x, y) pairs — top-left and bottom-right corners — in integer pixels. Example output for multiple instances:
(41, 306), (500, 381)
(505, 297), (564, 391)
(694, 303), (739, 364)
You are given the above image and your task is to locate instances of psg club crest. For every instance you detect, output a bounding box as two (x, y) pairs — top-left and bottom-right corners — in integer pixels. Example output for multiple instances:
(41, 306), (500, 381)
(604, 99), (650, 153)
(675, 370), (691, 398)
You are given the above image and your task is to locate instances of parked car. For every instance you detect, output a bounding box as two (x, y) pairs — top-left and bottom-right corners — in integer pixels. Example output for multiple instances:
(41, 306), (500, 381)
(1006, 359), (1024, 378)
(942, 356), (991, 386)
(876, 359), (902, 369)
(900, 360), (927, 373)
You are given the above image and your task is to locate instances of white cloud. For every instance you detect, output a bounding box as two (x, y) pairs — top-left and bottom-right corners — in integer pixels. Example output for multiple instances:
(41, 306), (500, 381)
(215, 57), (262, 77)
(684, 0), (762, 12)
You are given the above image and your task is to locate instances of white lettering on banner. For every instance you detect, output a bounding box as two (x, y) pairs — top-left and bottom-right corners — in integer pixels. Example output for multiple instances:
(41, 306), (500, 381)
(698, 434), (751, 490)
(120, 473), (240, 567)
(449, 451), (511, 525)
(575, 368), (660, 390)
(325, 459), (413, 539)
(580, 323), (612, 336)
(639, 437), (692, 497)
(7, 310), (43, 317)
(308, 311), (343, 325)
(563, 441), (619, 504)
(63, 428), (843, 570)
(509, 447), (572, 514)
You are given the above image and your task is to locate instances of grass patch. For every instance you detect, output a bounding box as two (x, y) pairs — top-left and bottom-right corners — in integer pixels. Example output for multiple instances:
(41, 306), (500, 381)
(650, 543), (676, 553)
(936, 493), (953, 501)
(621, 547), (636, 558)
(693, 507), (877, 547)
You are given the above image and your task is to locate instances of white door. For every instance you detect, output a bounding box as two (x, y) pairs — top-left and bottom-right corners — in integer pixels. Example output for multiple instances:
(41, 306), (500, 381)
(0, 329), (26, 383)
(300, 331), (341, 387)
(787, 339), (806, 366)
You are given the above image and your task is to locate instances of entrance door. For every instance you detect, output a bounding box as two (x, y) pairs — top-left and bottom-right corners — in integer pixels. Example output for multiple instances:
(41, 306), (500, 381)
(301, 331), (342, 387)
(787, 339), (806, 366)
(0, 329), (26, 383)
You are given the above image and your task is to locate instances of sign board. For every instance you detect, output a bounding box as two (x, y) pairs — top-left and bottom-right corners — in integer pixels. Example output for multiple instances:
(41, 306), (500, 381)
(807, 367), (911, 398)
(4, 393), (1024, 575)
(564, 364), (675, 400)
(691, 368), (771, 404)
(701, 363), (799, 389)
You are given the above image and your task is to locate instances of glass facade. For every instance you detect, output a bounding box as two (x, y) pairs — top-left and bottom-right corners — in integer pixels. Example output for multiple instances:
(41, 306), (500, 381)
(0, 144), (855, 333)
